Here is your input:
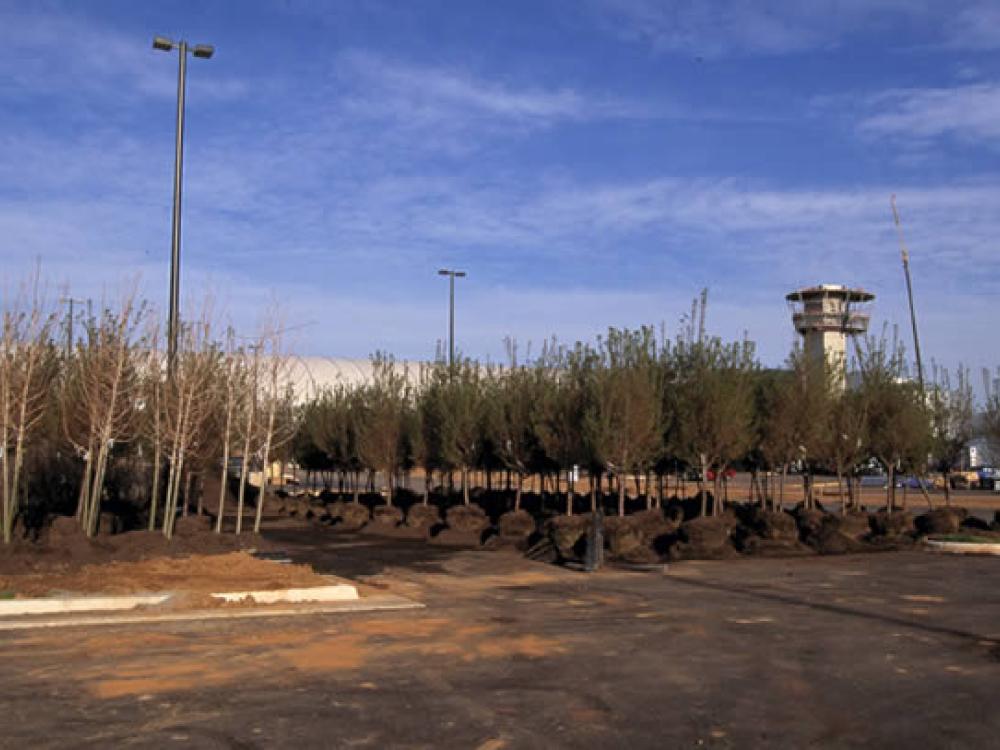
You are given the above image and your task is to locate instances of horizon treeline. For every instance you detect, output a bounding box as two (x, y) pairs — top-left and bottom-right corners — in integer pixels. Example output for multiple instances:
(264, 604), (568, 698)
(2, 279), (999, 546)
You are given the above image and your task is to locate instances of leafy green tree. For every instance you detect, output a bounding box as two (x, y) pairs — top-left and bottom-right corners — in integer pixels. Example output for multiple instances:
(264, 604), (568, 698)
(671, 336), (757, 516)
(356, 354), (410, 506)
(927, 365), (974, 506)
(857, 334), (932, 512)
(584, 328), (662, 515)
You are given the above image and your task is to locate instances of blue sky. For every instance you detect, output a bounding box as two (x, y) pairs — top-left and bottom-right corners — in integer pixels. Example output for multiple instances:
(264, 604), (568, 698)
(1, 1), (999, 377)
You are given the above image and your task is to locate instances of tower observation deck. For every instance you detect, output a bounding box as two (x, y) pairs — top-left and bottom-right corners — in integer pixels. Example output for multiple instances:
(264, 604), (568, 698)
(786, 285), (874, 373)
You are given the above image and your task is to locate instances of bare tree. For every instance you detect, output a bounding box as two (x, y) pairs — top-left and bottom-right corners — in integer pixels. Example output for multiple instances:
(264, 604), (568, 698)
(0, 283), (58, 543)
(161, 319), (220, 538)
(64, 294), (146, 536)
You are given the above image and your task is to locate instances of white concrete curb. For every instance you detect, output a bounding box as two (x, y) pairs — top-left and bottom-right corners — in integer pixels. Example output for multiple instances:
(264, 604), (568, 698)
(0, 593), (171, 617)
(923, 539), (1000, 556)
(0, 578), (359, 617)
(0, 594), (424, 631)
(211, 584), (358, 604)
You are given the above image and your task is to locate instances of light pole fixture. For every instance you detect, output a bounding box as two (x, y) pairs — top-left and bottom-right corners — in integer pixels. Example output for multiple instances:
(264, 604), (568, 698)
(58, 296), (86, 358)
(152, 35), (214, 370)
(437, 268), (466, 371)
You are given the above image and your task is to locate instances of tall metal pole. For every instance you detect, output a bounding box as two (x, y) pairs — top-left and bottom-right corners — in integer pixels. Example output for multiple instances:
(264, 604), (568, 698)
(891, 195), (925, 391)
(66, 298), (74, 358)
(448, 272), (455, 370)
(167, 41), (188, 371)
(438, 269), (465, 372)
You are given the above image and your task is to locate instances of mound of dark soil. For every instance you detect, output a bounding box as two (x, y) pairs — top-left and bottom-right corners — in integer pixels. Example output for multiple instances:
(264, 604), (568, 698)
(631, 508), (679, 542)
(0, 517), (271, 576)
(672, 515), (737, 559)
(871, 511), (915, 538)
(405, 504), (441, 529)
(371, 505), (403, 526)
(546, 514), (590, 559)
(960, 515), (992, 532)
(445, 504), (490, 533)
(793, 508), (826, 539)
(741, 537), (814, 557)
(605, 516), (643, 557)
(743, 508), (798, 542)
(428, 528), (483, 547)
(337, 502), (370, 531)
(837, 511), (874, 541)
(914, 508), (964, 535)
(319, 500), (346, 524)
(498, 510), (535, 540)
(173, 515), (214, 537)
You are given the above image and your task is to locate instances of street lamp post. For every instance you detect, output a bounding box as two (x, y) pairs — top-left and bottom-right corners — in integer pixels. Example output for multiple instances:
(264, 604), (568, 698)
(437, 268), (466, 370)
(152, 35), (214, 370)
(59, 296), (85, 358)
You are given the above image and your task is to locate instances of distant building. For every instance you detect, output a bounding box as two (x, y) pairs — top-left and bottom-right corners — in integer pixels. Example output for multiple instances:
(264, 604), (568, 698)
(283, 356), (424, 402)
(786, 285), (874, 384)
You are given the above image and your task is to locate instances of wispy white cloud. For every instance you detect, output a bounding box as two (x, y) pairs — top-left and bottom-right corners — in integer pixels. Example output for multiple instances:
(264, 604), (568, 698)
(587, 0), (928, 58)
(333, 50), (661, 149)
(0, 4), (248, 102)
(943, 1), (1000, 50)
(858, 83), (1000, 143)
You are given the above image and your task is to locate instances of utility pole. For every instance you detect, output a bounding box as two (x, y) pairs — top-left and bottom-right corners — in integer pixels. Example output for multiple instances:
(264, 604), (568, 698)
(59, 297), (84, 358)
(891, 195), (925, 390)
(437, 268), (466, 371)
(152, 36), (214, 370)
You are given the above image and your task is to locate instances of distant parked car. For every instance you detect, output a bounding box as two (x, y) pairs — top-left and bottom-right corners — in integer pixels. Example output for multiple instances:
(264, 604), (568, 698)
(977, 467), (998, 491)
(895, 475), (932, 490)
(859, 474), (887, 489)
(706, 468), (737, 482)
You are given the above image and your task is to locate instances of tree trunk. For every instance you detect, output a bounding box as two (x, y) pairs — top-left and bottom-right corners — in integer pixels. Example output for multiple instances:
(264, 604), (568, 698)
(515, 472), (523, 511)
(778, 465), (787, 512)
(617, 474), (626, 516)
(942, 471), (951, 507)
(462, 466), (469, 505)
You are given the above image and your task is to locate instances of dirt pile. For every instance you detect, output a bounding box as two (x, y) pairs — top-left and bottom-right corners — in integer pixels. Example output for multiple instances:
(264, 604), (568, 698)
(498, 510), (535, 541)
(0, 551), (329, 597)
(0, 515), (273, 577)
(445, 505), (490, 533)
(914, 508), (964, 536)
(672, 515), (738, 559)
(337, 503), (371, 531)
(545, 515), (589, 559)
(405, 504), (441, 529)
(370, 505), (403, 526)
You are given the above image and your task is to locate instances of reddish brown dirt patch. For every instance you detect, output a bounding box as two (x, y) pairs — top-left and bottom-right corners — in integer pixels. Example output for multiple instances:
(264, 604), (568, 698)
(0, 552), (331, 597)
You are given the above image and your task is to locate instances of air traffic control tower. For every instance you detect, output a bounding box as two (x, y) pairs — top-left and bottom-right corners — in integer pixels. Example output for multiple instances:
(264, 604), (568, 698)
(786, 285), (874, 375)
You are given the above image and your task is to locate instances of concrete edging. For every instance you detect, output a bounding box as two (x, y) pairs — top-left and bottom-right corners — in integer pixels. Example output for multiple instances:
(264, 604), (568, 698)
(0, 593), (172, 617)
(0, 577), (359, 617)
(0, 594), (424, 631)
(211, 584), (358, 604)
(923, 539), (1000, 556)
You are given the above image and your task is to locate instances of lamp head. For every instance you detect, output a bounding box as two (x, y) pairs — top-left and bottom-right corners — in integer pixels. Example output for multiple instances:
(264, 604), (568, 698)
(152, 36), (175, 52)
(192, 44), (215, 59)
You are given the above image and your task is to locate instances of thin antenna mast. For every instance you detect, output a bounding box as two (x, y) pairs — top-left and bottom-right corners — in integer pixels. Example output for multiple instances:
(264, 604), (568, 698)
(697, 288), (708, 343)
(891, 195), (925, 390)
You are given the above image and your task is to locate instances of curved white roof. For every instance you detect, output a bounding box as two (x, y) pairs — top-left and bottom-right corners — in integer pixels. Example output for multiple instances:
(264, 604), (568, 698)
(284, 356), (425, 400)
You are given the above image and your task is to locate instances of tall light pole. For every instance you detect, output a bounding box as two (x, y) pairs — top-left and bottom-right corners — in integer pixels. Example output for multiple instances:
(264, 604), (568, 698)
(437, 268), (466, 370)
(59, 296), (85, 358)
(152, 35), (214, 370)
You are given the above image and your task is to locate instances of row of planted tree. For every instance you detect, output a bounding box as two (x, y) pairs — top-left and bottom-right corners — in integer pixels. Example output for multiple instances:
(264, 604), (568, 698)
(296, 324), (1000, 522)
(2, 282), (999, 546)
(0, 284), (297, 544)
